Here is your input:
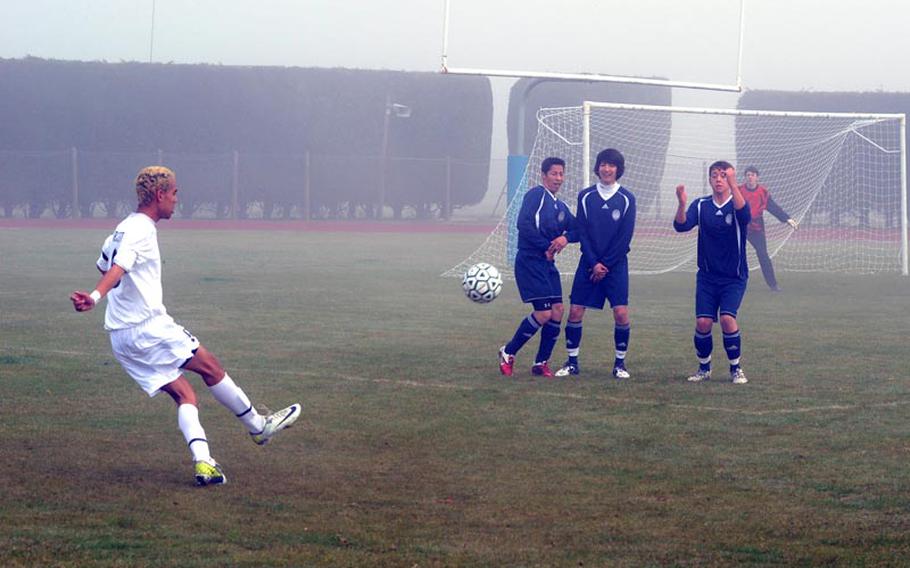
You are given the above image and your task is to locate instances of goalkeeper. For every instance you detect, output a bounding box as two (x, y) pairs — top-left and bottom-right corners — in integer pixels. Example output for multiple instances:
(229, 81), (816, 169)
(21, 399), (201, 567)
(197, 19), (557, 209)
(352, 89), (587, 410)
(740, 166), (798, 292)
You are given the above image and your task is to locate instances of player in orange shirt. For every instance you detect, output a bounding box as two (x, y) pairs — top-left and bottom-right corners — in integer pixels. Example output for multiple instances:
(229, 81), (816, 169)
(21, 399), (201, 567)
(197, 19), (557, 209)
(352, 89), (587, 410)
(740, 166), (799, 292)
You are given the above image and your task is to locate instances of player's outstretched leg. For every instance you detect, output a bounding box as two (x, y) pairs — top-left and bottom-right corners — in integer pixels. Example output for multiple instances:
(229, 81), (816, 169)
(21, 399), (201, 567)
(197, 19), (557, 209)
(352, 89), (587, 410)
(251, 403), (302, 445)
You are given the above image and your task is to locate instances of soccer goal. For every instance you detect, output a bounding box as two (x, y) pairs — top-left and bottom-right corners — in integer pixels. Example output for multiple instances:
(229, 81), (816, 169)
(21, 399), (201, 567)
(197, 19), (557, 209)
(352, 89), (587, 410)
(444, 102), (908, 278)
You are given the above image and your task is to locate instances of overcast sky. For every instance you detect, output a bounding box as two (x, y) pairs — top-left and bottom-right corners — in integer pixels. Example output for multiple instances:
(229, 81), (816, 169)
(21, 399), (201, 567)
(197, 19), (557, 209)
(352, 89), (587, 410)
(3, 0), (907, 93)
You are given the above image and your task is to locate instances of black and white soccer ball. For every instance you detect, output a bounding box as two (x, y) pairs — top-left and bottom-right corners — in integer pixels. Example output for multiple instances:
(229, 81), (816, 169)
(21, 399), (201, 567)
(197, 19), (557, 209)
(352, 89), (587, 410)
(462, 262), (503, 304)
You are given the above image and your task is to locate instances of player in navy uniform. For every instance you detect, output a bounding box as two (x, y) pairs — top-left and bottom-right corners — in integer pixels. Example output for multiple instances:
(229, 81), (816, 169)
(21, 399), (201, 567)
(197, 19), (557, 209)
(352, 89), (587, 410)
(673, 161), (751, 384)
(555, 149), (636, 379)
(499, 157), (577, 377)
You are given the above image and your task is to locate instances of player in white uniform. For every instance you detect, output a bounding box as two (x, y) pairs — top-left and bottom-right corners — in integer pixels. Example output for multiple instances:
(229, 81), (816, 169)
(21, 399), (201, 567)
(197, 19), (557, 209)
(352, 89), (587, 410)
(70, 166), (301, 486)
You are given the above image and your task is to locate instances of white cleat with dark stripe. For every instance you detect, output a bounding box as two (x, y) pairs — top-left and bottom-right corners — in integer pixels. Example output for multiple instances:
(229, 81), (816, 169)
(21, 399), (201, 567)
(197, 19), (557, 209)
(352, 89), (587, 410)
(251, 403), (301, 445)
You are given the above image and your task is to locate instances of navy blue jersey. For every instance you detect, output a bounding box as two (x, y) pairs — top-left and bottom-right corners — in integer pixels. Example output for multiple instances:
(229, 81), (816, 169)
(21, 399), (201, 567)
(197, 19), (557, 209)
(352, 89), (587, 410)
(516, 185), (576, 255)
(674, 196), (752, 280)
(576, 184), (636, 270)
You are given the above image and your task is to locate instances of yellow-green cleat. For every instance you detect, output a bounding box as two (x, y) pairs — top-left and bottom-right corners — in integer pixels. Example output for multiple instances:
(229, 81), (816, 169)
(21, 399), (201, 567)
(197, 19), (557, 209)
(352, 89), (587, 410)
(194, 459), (227, 486)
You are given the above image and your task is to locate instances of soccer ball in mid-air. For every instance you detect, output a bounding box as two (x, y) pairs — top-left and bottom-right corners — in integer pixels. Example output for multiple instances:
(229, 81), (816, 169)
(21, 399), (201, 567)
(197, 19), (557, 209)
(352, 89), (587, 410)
(462, 262), (503, 304)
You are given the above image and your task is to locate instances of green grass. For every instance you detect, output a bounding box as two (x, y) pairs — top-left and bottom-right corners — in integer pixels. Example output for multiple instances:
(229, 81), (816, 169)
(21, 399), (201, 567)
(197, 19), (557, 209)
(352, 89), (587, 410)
(2, 226), (910, 566)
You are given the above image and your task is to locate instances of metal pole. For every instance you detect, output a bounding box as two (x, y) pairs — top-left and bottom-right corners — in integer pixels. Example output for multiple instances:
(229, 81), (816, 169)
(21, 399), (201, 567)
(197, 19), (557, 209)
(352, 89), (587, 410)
(444, 156), (452, 219)
(736, 0), (746, 90)
(379, 94), (391, 220)
(582, 102), (591, 189)
(71, 147), (80, 219)
(440, 0), (451, 71)
(443, 67), (742, 93)
(231, 150), (239, 220)
(304, 150), (311, 222)
(149, 0), (156, 63)
(900, 114), (908, 275)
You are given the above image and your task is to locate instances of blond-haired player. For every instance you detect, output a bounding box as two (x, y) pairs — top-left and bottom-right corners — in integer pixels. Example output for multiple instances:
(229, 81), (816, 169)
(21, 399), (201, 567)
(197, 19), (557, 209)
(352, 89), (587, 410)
(70, 166), (300, 486)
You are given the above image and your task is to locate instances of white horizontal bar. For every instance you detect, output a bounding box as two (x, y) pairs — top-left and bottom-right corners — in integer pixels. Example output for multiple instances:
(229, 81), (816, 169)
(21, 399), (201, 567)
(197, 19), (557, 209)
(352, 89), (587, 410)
(441, 66), (742, 93)
(583, 101), (906, 121)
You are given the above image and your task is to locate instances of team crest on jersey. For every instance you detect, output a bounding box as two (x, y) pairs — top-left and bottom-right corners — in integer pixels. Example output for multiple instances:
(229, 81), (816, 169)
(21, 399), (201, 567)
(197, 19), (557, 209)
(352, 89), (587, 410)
(612, 209), (621, 221)
(725, 213), (733, 225)
(112, 231), (124, 243)
(557, 210), (566, 223)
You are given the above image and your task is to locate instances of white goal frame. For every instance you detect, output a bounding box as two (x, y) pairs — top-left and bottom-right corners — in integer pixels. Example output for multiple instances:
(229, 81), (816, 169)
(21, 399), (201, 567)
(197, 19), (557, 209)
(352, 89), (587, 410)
(582, 101), (909, 275)
(440, 0), (746, 93)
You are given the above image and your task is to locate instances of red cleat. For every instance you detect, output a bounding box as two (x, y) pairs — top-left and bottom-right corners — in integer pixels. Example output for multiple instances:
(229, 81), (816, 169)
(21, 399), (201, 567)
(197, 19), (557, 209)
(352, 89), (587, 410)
(531, 362), (555, 378)
(498, 346), (515, 376)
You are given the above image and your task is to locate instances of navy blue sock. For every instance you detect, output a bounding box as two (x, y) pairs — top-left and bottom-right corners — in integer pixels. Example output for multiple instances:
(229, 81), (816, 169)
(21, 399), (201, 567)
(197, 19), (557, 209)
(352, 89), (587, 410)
(505, 314), (542, 356)
(535, 320), (561, 365)
(694, 329), (713, 371)
(564, 320), (583, 364)
(723, 330), (742, 372)
(614, 323), (630, 368)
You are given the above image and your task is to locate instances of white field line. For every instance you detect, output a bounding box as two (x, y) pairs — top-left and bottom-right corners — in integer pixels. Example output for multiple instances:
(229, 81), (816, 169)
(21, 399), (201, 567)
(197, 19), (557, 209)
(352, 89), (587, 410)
(230, 368), (910, 417)
(10, 347), (909, 417)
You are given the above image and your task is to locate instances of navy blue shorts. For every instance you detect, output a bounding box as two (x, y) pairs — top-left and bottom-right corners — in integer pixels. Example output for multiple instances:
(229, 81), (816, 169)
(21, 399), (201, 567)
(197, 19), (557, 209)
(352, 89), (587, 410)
(569, 258), (629, 310)
(514, 252), (562, 306)
(695, 272), (747, 320)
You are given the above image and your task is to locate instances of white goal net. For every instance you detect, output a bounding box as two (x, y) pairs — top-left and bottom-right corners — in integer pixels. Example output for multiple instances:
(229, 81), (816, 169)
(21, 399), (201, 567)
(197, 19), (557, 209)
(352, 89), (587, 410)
(445, 102), (907, 278)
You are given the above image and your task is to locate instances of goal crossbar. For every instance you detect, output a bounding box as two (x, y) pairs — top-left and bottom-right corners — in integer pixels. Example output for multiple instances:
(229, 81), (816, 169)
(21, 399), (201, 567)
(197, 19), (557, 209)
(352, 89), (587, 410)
(440, 0), (745, 93)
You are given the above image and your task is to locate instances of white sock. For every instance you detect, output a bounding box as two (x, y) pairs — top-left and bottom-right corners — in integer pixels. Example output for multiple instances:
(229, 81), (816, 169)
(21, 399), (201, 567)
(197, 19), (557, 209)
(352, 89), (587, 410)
(177, 403), (211, 463)
(208, 373), (266, 434)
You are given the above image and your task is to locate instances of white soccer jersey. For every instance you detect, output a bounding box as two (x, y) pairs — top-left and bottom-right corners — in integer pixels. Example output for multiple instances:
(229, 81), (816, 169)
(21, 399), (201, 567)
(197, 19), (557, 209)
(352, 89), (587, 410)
(96, 212), (168, 330)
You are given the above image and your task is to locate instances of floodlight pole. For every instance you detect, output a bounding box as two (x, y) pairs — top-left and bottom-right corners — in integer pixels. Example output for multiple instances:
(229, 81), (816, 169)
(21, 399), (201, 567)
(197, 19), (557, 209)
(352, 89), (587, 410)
(379, 94), (392, 220)
(379, 96), (412, 220)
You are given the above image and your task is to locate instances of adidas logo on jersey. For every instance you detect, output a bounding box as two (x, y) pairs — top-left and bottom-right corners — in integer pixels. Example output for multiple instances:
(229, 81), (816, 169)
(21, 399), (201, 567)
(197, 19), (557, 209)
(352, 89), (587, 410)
(602, 203), (610, 209)
(715, 210), (724, 216)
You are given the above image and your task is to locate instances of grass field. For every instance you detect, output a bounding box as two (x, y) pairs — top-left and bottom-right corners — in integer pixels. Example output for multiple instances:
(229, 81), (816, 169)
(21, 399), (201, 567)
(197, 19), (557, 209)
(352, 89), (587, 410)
(3, 225), (910, 566)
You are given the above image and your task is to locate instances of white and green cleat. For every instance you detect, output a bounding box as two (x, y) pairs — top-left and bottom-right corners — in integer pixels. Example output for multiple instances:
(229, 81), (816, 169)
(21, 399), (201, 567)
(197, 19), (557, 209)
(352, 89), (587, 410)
(251, 403), (302, 446)
(194, 459), (227, 486)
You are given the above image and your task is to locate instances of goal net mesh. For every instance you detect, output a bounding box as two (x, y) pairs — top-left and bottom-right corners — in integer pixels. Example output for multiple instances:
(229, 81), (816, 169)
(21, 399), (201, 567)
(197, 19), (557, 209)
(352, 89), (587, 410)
(444, 103), (905, 278)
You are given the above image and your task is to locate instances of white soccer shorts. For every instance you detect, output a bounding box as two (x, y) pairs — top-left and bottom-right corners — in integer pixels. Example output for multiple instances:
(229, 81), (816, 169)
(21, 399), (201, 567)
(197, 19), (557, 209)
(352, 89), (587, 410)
(109, 314), (200, 396)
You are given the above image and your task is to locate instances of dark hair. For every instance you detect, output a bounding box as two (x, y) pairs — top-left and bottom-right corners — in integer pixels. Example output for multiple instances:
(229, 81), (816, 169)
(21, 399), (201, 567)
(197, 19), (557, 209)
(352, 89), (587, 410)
(594, 148), (625, 180)
(541, 157), (565, 174)
(744, 165), (759, 175)
(708, 160), (733, 176)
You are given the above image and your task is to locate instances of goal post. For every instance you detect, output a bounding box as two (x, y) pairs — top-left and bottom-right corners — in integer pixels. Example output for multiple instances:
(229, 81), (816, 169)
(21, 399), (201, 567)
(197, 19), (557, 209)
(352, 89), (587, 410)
(440, 0), (746, 93)
(444, 102), (908, 278)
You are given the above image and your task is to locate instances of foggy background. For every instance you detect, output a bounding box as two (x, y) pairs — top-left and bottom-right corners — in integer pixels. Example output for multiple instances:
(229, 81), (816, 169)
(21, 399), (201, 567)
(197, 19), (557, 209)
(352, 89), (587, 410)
(2, 0), (908, 218)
